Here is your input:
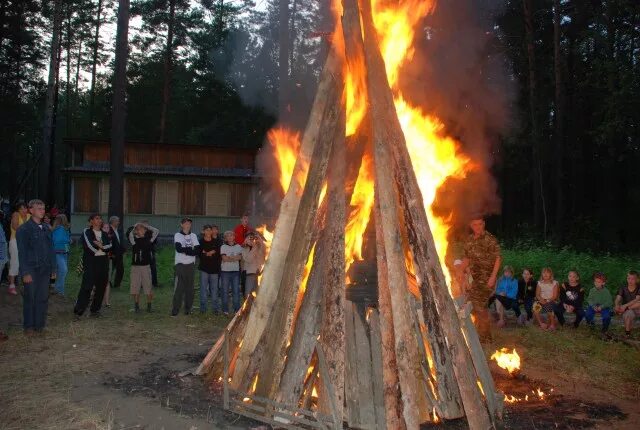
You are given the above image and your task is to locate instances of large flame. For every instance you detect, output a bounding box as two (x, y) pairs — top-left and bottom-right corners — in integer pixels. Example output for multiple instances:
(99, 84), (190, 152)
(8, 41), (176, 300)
(491, 348), (521, 375)
(267, 127), (304, 194)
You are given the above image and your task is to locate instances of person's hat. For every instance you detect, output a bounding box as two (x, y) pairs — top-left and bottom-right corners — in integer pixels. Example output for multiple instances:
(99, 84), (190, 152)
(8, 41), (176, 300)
(181, 217), (193, 224)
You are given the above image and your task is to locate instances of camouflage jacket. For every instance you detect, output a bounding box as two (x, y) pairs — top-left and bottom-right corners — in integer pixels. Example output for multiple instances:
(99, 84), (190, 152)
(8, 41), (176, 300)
(463, 231), (501, 284)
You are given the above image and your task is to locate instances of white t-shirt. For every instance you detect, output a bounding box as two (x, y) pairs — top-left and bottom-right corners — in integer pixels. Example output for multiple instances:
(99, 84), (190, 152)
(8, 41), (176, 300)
(174, 231), (200, 265)
(221, 243), (243, 272)
(94, 230), (106, 256)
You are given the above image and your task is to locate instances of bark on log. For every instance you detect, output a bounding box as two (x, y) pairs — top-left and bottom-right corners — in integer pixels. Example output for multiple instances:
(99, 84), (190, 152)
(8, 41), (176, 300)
(374, 192), (406, 430)
(231, 45), (343, 386)
(359, 0), (493, 427)
(251, 47), (344, 398)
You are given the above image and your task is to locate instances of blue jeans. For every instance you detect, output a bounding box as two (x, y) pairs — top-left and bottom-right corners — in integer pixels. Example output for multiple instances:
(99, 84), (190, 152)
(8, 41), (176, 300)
(221, 271), (241, 313)
(585, 306), (611, 331)
(23, 269), (50, 331)
(199, 271), (220, 312)
(55, 253), (68, 295)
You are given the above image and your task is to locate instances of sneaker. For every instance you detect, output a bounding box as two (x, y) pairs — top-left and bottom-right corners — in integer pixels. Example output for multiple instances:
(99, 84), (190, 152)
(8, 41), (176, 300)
(625, 331), (631, 339)
(517, 314), (527, 325)
(170, 312), (178, 317)
(89, 312), (102, 318)
(8, 286), (17, 296)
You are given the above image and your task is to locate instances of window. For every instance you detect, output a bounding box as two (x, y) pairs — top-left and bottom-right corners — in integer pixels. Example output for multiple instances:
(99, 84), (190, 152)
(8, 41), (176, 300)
(230, 183), (253, 216)
(179, 181), (205, 215)
(206, 183), (230, 216)
(126, 179), (154, 214)
(73, 177), (100, 213)
(154, 180), (179, 215)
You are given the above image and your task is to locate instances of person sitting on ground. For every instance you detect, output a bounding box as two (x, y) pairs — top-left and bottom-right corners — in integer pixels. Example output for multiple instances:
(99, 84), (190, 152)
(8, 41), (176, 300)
(220, 230), (243, 315)
(554, 269), (585, 328)
(487, 265), (522, 327)
(585, 272), (613, 334)
(129, 222), (159, 313)
(533, 267), (560, 330)
(518, 267), (536, 323)
(241, 232), (266, 298)
(614, 270), (640, 338)
(172, 218), (199, 316)
(199, 225), (222, 314)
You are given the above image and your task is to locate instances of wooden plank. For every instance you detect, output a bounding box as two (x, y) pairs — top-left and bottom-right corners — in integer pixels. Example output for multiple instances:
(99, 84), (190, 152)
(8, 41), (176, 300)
(231, 44), (344, 388)
(316, 343), (342, 430)
(358, 0), (491, 427)
(373, 193), (406, 430)
(344, 301), (360, 426)
(352, 304), (377, 428)
(368, 309), (387, 429)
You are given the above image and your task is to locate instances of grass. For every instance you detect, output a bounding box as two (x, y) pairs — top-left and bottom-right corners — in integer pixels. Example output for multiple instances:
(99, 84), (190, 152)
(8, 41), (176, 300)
(0, 245), (639, 429)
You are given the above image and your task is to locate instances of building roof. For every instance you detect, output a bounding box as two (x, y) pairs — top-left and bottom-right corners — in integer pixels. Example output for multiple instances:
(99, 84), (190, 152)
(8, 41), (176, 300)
(63, 164), (257, 179)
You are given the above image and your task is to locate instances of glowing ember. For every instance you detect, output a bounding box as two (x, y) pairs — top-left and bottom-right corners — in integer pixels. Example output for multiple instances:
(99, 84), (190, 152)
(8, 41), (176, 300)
(491, 348), (521, 375)
(503, 388), (552, 403)
(311, 386), (319, 398)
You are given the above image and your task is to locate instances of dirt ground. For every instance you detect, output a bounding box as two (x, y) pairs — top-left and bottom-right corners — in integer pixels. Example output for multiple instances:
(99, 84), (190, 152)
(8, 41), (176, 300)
(1, 284), (639, 430)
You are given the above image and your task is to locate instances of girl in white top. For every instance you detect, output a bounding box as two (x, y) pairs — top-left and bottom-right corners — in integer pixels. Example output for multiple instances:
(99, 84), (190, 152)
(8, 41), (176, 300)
(534, 267), (559, 330)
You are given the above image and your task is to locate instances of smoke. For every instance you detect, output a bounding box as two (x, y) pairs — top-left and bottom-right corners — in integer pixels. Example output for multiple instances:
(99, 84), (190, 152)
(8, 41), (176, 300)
(400, 0), (512, 226)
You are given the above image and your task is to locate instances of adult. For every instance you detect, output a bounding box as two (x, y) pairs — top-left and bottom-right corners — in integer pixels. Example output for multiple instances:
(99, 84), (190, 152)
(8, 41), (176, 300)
(16, 199), (56, 335)
(221, 230), (243, 315)
(458, 216), (502, 340)
(172, 218), (199, 316)
(73, 214), (112, 320)
(234, 214), (252, 296)
(241, 232), (266, 298)
(8, 202), (30, 295)
(614, 271), (640, 338)
(52, 214), (72, 296)
(107, 216), (125, 289)
(199, 225), (223, 313)
(128, 222), (159, 313)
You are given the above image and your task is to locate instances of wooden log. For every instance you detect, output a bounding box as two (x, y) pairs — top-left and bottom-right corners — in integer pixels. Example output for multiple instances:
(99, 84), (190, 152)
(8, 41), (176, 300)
(352, 303), (377, 428)
(231, 44), (344, 387)
(252, 47), (345, 398)
(344, 301), (360, 426)
(358, 0), (493, 427)
(318, 108), (347, 418)
(368, 308), (388, 429)
(373, 191), (406, 430)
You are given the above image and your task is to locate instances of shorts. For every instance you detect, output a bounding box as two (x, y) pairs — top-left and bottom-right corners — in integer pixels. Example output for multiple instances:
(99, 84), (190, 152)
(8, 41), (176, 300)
(130, 265), (153, 295)
(9, 238), (19, 277)
(622, 308), (640, 321)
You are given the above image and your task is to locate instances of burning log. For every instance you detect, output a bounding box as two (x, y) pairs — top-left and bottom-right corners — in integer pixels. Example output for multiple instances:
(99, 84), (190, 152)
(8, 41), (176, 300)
(358, 0), (491, 427)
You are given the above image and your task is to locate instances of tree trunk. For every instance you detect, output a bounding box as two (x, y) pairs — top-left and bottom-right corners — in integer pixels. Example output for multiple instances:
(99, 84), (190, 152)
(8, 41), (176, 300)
(40, 0), (64, 201)
(65, 1), (72, 137)
(553, 0), (565, 240)
(159, 0), (176, 143)
(278, 0), (290, 122)
(89, 0), (104, 129)
(109, 0), (130, 225)
(230, 45), (343, 388)
(359, 0), (492, 427)
(523, 0), (547, 236)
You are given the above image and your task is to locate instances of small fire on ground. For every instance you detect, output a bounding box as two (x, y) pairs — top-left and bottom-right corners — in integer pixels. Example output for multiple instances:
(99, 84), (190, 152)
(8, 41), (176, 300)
(491, 347), (521, 375)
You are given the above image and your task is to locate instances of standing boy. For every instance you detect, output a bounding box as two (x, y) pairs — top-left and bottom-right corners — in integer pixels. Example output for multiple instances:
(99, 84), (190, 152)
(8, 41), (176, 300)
(614, 271), (640, 338)
(74, 214), (112, 319)
(172, 218), (199, 316)
(220, 230), (243, 315)
(16, 200), (56, 335)
(199, 225), (223, 313)
(129, 222), (159, 313)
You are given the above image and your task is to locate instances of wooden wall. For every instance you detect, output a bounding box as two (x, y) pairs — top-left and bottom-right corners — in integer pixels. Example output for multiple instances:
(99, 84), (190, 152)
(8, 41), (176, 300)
(82, 143), (256, 170)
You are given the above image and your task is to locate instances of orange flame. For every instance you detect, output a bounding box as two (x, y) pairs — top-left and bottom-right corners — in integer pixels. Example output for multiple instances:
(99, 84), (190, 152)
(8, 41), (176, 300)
(267, 127), (304, 194)
(491, 348), (521, 374)
(345, 152), (375, 272)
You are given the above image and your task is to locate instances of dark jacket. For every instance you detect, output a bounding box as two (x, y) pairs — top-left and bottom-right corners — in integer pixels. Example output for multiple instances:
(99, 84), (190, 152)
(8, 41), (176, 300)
(129, 225), (160, 266)
(16, 219), (56, 276)
(199, 236), (223, 274)
(559, 283), (585, 308)
(108, 225), (125, 256)
(82, 227), (112, 260)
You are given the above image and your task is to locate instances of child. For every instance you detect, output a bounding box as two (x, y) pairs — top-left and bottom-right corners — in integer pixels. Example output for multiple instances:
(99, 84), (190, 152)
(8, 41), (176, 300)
(172, 218), (200, 316)
(220, 230), (243, 315)
(488, 265), (521, 327)
(585, 272), (613, 334)
(51, 214), (71, 296)
(129, 222), (159, 313)
(199, 225), (222, 314)
(241, 232), (266, 298)
(614, 271), (640, 338)
(518, 268), (536, 322)
(533, 267), (559, 330)
(555, 270), (585, 328)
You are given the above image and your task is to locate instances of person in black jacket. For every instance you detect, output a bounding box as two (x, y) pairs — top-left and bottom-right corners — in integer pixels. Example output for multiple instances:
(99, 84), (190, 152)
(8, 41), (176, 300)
(518, 268), (537, 322)
(73, 214), (112, 320)
(107, 216), (125, 289)
(128, 222), (160, 313)
(16, 199), (56, 335)
(554, 270), (586, 328)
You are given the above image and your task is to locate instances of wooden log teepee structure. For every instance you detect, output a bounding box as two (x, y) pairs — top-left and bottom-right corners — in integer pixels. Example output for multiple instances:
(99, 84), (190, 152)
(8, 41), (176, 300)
(196, 0), (503, 428)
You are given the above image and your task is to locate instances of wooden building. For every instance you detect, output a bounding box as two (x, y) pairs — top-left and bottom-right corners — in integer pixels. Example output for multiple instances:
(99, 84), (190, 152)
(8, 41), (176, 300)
(63, 139), (258, 236)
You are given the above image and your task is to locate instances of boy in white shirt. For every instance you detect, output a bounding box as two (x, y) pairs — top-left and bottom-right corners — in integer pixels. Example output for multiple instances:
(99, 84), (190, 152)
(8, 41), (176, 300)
(171, 218), (199, 316)
(220, 230), (243, 315)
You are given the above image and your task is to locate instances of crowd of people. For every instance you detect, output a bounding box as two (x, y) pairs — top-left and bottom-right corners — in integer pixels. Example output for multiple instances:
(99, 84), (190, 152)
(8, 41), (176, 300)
(0, 200), (266, 337)
(458, 217), (640, 340)
(1, 201), (638, 342)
